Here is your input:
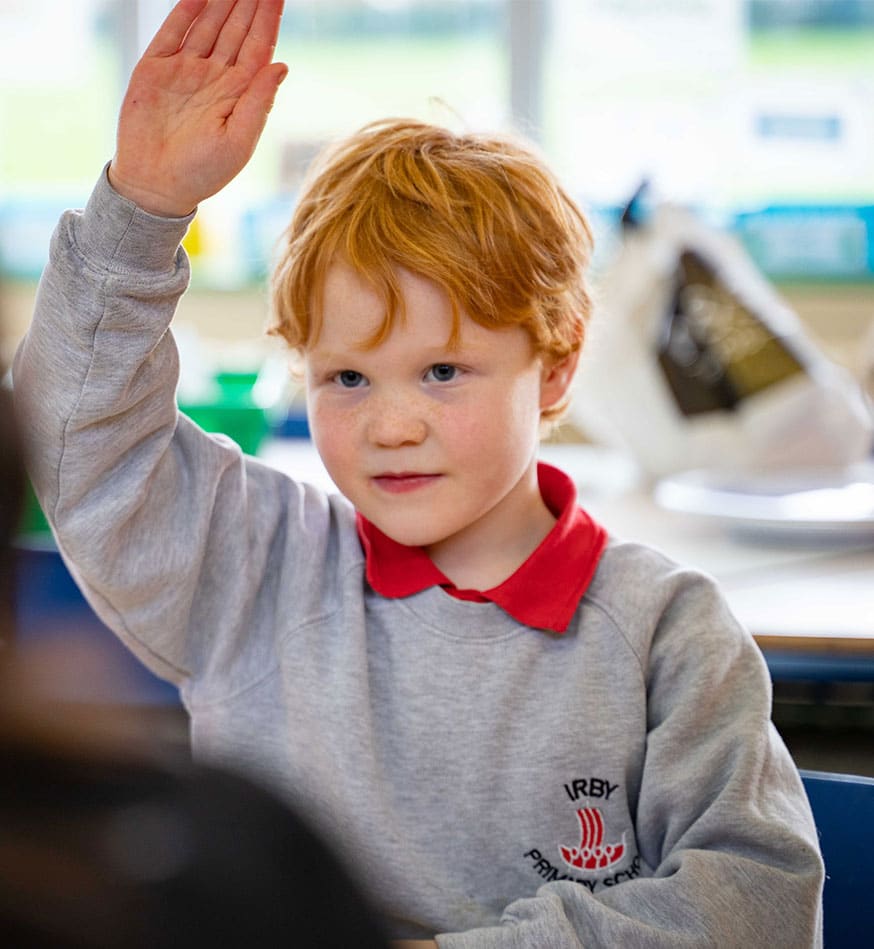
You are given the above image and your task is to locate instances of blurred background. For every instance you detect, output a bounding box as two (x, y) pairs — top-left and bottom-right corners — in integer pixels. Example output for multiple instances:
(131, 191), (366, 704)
(2, 1), (874, 773)
(1, 0), (873, 356)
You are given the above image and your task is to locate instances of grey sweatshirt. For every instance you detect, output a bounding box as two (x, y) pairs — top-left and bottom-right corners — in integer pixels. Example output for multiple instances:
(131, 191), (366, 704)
(14, 170), (823, 947)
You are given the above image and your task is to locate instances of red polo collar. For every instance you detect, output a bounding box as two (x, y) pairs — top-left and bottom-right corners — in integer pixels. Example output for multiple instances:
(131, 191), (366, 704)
(355, 462), (608, 633)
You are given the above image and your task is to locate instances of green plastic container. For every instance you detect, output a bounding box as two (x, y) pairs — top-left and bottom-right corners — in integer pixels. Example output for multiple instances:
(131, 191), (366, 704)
(179, 370), (270, 456)
(17, 373), (270, 543)
(18, 479), (52, 539)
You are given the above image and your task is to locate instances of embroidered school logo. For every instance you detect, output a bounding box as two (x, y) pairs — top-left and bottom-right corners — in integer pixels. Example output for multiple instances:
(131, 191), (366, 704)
(558, 806), (626, 871)
(524, 776), (638, 892)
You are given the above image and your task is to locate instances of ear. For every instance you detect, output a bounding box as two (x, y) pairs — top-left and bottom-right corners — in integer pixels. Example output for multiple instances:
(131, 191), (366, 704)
(539, 349), (580, 412)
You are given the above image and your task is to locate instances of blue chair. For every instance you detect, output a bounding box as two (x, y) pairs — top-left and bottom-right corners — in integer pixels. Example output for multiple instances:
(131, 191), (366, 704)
(800, 769), (874, 947)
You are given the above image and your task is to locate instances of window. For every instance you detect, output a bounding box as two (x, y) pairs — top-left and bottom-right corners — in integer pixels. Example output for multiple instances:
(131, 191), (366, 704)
(2, 1), (872, 286)
(0, 0), (119, 278)
(544, 0), (874, 279)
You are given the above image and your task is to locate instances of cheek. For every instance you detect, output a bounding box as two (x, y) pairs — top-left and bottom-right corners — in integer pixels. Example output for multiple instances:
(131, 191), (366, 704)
(428, 401), (490, 459)
(493, 376), (544, 436)
(307, 399), (355, 473)
(442, 380), (541, 457)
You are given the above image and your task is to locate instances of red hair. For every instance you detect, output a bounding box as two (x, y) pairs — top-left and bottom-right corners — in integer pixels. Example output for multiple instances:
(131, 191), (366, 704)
(270, 119), (594, 420)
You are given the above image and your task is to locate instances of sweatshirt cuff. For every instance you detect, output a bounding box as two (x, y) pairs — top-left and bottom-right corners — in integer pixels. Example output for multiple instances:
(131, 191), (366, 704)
(73, 164), (196, 276)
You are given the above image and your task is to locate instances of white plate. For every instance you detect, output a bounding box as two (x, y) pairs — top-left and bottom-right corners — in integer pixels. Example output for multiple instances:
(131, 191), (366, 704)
(654, 462), (874, 539)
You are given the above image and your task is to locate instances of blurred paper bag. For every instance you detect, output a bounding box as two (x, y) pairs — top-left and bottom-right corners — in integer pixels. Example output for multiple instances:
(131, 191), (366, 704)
(574, 202), (873, 477)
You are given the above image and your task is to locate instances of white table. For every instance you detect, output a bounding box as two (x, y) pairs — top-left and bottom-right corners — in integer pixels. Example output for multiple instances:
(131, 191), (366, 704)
(581, 486), (874, 658)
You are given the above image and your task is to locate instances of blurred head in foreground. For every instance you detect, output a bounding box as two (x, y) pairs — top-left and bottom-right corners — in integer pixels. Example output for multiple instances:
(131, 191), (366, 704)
(0, 363), (387, 948)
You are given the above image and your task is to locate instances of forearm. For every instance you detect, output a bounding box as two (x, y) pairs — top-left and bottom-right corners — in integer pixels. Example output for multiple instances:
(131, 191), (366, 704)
(434, 852), (820, 948)
(11, 173), (204, 674)
(14, 167), (191, 515)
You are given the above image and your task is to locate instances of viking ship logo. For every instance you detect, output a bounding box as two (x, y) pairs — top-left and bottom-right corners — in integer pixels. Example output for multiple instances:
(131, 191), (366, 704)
(558, 806), (626, 872)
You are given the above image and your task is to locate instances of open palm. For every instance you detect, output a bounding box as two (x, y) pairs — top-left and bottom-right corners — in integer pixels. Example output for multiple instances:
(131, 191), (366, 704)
(110, 0), (287, 217)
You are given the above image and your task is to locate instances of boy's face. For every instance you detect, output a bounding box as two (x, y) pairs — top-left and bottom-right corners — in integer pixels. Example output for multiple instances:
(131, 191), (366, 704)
(304, 263), (571, 577)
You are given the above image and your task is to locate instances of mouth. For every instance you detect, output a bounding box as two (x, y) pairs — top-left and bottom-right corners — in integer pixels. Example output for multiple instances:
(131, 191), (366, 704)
(371, 472), (442, 494)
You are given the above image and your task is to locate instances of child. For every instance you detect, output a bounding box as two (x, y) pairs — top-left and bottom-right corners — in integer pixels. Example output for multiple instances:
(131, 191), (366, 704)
(14, 1), (823, 946)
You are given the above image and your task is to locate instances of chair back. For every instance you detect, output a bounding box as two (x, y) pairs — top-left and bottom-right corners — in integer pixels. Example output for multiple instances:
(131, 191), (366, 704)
(800, 769), (874, 946)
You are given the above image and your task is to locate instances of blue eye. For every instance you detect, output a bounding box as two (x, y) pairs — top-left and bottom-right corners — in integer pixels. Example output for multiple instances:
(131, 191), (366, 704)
(336, 370), (366, 388)
(426, 364), (458, 383)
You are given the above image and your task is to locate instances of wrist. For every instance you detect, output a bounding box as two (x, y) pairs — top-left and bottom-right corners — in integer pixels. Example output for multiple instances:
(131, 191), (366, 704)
(107, 161), (196, 219)
(80, 168), (193, 275)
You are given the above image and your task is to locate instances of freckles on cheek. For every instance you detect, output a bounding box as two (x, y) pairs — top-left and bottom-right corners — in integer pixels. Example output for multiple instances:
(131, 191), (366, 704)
(309, 403), (353, 466)
(437, 407), (483, 452)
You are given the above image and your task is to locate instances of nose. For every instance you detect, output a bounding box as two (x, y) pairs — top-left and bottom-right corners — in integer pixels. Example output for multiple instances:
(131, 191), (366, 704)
(366, 390), (428, 448)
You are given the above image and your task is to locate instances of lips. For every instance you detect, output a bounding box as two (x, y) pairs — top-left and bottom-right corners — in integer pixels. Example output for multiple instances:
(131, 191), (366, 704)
(371, 472), (441, 494)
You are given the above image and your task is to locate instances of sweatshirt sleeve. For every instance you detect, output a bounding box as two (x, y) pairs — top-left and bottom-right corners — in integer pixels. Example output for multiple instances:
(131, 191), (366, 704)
(12, 169), (327, 692)
(436, 569), (824, 948)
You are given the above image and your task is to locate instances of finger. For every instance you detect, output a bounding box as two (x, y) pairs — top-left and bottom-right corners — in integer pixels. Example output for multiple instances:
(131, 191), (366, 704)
(211, 0), (258, 66)
(143, 0), (209, 57)
(182, 0), (235, 58)
(227, 61), (288, 150)
(235, 0), (285, 75)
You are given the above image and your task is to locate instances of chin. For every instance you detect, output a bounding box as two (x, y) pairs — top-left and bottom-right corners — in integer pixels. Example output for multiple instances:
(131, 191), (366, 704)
(367, 515), (449, 550)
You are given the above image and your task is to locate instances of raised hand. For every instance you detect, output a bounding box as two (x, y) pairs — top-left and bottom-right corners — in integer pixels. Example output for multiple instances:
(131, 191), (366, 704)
(109, 0), (287, 217)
